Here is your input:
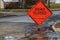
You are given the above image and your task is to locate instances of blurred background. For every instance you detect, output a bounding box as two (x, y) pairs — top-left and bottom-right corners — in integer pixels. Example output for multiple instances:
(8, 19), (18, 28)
(0, 0), (60, 11)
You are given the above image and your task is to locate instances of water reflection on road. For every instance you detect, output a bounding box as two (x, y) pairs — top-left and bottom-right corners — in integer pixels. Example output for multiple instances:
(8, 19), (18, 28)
(0, 11), (60, 40)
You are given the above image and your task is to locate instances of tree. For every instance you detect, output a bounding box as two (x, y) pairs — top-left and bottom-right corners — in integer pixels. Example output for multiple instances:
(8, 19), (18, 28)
(47, 0), (50, 8)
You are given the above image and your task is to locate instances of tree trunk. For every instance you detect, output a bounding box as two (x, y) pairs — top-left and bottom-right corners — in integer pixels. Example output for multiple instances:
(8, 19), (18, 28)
(19, 0), (23, 8)
(47, 0), (50, 8)
(22, 0), (26, 8)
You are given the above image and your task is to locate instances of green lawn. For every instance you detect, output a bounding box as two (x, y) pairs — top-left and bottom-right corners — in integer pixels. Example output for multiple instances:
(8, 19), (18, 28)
(46, 4), (60, 9)
(0, 13), (4, 17)
(0, 9), (28, 12)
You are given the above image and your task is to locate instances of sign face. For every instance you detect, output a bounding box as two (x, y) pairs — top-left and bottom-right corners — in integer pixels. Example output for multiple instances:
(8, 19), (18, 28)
(28, 1), (52, 25)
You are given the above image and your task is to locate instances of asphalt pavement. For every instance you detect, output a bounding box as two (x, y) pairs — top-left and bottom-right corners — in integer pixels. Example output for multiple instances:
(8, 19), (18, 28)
(0, 15), (34, 23)
(0, 11), (60, 22)
(0, 11), (60, 40)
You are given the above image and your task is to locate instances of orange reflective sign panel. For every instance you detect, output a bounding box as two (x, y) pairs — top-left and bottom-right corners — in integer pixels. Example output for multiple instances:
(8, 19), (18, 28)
(28, 2), (52, 25)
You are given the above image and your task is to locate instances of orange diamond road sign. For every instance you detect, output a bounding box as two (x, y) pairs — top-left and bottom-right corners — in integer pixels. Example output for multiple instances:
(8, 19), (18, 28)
(28, 1), (52, 25)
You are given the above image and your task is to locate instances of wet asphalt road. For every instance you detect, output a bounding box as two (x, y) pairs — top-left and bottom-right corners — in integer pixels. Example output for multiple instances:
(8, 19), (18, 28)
(0, 11), (60, 40)
(0, 11), (60, 22)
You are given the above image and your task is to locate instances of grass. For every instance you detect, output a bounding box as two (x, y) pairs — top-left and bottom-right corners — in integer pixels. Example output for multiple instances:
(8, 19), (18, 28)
(0, 13), (4, 17)
(50, 4), (60, 8)
(0, 9), (28, 17)
(46, 4), (60, 10)
(0, 13), (17, 17)
(0, 9), (28, 12)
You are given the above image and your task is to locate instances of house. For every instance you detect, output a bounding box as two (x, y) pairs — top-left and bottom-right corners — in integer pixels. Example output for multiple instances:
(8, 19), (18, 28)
(50, 0), (60, 3)
(0, 0), (27, 9)
(0, 0), (4, 9)
(55, 0), (60, 3)
(4, 0), (20, 9)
